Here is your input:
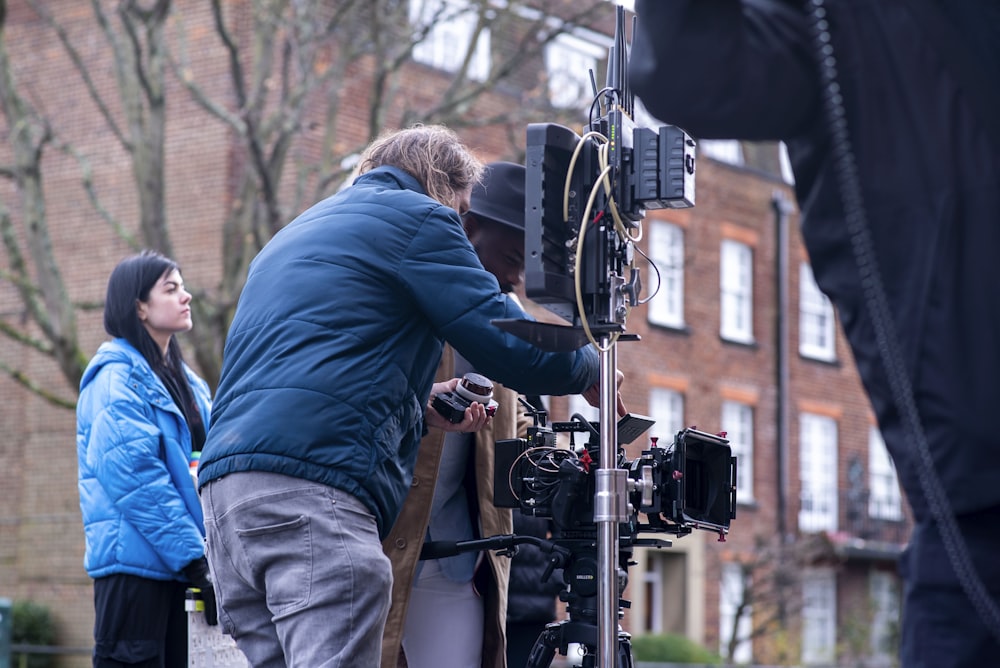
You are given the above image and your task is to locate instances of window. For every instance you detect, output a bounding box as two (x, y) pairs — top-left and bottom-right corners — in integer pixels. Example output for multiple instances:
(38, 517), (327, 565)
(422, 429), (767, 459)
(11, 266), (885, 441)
(799, 413), (838, 532)
(545, 32), (605, 109)
(649, 387), (684, 445)
(648, 221), (685, 328)
(868, 427), (903, 521)
(721, 401), (754, 503)
(870, 570), (900, 666)
(802, 569), (837, 665)
(699, 139), (744, 166)
(640, 551), (688, 636)
(410, 0), (490, 82)
(779, 142), (795, 184)
(720, 239), (754, 343)
(799, 262), (837, 361)
(641, 553), (665, 634)
(719, 562), (753, 663)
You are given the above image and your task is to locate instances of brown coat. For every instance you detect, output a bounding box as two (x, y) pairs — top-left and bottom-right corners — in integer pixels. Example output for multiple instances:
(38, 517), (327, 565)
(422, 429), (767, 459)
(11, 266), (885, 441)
(381, 346), (528, 668)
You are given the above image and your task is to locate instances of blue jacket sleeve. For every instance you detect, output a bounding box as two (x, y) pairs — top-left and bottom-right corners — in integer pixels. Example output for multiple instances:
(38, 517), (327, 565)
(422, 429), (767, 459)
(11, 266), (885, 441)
(629, 0), (820, 140)
(398, 205), (599, 396)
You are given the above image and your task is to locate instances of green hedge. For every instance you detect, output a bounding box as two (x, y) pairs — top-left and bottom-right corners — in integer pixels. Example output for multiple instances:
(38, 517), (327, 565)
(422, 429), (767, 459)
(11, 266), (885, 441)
(630, 633), (722, 664)
(12, 601), (56, 668)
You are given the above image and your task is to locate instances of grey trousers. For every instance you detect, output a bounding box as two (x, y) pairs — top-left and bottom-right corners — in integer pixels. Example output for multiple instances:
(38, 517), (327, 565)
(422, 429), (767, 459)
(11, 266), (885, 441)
(201, 471), (393, 667)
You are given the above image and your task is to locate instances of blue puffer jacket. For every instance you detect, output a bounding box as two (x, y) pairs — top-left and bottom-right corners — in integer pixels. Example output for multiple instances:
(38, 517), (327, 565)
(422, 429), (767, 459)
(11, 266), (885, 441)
(199, 166), (599, 538)
(77, 338), (213, 580)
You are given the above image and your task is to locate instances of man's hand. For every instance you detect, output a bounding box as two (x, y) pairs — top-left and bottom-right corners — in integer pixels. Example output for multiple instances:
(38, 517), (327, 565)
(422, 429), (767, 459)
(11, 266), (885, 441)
(582, 370), (628, 417)
(426, 377), (491, 433)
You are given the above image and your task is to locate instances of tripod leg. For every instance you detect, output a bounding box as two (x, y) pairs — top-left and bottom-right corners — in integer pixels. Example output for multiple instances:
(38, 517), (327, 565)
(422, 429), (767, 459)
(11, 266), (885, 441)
(524, 625), (560, 668)
(617, 634), (634, 668)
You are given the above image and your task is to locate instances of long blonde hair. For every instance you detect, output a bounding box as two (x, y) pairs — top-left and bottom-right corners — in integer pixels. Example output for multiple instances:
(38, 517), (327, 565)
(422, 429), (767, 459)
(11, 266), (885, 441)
(358, 124), (485, 206)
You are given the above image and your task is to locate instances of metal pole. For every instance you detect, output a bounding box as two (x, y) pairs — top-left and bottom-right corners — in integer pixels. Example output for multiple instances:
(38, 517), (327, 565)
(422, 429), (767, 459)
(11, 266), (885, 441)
(595, 338), (626, 667)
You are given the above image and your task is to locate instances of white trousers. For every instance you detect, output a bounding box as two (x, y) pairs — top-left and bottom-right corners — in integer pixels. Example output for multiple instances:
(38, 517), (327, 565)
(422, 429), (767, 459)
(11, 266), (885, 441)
(402, 559), (485, 668)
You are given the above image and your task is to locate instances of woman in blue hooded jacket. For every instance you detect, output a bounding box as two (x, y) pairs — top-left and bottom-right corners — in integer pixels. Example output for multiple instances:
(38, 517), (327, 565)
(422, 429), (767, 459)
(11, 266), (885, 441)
(77, 251), (214, 668)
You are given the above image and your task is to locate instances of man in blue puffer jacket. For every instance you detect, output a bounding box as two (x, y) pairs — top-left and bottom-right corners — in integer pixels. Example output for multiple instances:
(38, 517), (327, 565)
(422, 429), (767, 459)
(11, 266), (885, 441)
(198, 125), (602, 667)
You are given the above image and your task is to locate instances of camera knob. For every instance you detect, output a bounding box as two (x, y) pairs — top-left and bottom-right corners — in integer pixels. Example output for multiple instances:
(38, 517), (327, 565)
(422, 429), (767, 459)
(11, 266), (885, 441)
(455, 372), (494, 402)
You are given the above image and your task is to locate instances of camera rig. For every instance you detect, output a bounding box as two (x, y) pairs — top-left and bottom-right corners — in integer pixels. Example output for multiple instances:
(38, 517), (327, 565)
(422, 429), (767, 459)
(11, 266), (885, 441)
(422, 400), (735, 668)
(493, 405), (736, 540)
(482, 6), (705, 666)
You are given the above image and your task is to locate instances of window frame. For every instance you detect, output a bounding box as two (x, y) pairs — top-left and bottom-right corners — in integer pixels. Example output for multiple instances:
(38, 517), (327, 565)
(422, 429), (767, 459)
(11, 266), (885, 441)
(647, 221), (686, 329)
(720, 239), (754, 344)
(799, 262), (837, 361)
(721, 400), (754, 503)
(868, 427), (903, 521)
(799, 413), (839, 532)
(801, 568), (837, 665)
(409, 0), (491, 82)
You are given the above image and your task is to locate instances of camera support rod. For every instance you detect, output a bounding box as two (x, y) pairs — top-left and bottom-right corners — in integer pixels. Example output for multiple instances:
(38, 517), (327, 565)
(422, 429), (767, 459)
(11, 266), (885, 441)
(594, 337), (628, 667)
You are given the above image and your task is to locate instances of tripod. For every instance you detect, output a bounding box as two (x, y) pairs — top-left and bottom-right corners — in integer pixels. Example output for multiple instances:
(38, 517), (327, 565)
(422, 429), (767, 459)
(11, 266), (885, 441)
(522, 535), (634, 668)
(421, 532), (671, 668)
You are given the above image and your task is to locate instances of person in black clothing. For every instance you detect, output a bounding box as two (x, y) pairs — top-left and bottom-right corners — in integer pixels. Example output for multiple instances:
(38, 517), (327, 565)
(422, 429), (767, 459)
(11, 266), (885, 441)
(628, 2), (1000, 666)
(506, 513), (562, 668)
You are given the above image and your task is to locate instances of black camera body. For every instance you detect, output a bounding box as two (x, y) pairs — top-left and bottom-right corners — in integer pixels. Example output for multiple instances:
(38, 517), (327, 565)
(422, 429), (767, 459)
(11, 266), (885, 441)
(494, 416), (736, 538)
(431, 372), (499, 424)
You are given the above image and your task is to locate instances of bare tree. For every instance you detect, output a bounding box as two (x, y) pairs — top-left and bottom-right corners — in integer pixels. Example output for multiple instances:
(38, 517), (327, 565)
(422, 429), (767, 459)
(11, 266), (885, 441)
(720, 533), (842, 665)
(0, 0), (612, 404)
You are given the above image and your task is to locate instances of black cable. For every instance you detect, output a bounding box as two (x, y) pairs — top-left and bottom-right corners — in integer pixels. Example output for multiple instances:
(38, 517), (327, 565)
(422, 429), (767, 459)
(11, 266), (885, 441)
(807, 0), (1000, 638)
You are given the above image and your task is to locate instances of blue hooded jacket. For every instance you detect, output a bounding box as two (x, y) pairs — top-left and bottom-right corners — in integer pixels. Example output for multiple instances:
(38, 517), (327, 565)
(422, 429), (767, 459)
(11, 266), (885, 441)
(76, 338), (213, 580)
(199, 166), (600, 537)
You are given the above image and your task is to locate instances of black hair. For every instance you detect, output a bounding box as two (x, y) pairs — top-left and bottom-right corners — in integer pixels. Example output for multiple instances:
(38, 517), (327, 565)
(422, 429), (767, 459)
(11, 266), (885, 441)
(103, 250), (205, 450)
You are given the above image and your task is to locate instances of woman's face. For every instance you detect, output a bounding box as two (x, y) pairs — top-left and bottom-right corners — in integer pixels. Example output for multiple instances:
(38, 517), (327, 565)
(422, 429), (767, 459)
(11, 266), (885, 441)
(137, 268), (192, 352)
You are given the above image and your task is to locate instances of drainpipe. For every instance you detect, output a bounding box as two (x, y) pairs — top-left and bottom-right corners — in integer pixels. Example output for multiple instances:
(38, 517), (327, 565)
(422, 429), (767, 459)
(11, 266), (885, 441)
(772, 190), (793, 542)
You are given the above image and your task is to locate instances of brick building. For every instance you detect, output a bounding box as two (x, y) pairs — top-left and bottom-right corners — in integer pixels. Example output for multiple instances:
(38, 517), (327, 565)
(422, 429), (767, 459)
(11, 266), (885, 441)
(0, 2), (909, 666)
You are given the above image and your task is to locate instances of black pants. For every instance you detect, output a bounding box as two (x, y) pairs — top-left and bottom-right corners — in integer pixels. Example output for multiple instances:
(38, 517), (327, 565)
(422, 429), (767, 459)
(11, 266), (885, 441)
(899, 507), (1000, 668)
(507, 621), (550, 668)
(93, 574), (188, 668)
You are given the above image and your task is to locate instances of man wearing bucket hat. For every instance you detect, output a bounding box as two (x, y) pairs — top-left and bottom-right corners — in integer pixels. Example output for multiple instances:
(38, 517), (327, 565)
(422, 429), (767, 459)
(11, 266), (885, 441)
(381, 161), (531, 668)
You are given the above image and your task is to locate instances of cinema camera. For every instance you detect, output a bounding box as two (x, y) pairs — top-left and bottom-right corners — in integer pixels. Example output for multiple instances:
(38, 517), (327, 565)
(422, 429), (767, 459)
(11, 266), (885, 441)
(494, 404), (737, 541)
(420, 400), (736, 667)
(483, 401), (735, 668)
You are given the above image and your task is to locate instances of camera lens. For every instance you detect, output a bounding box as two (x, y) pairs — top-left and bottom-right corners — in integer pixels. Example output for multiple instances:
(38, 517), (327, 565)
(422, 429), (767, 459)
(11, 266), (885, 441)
(454, 372), (494, 402)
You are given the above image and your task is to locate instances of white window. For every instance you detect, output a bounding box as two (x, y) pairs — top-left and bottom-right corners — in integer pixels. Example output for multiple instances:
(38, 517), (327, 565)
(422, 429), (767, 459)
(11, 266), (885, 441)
(410, 0), (491, 82)
(802, 569), (837, 665)
(868, 427), (903, 521)
(779, 142), (795, 184)
(649, 387), (684, 446)
(641, 553), (665, 634)
(799, 413), (838, 532)
(721, 401), (754, 503)
(870, 570), (900, 666)
(719, 562), (753, 663)
(720, 239), (754, 343)
(544, 32), (605, 109)
(648, 221), (685, 328)
(799, 262), (837, 361)
(699, 139), (744, 166)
